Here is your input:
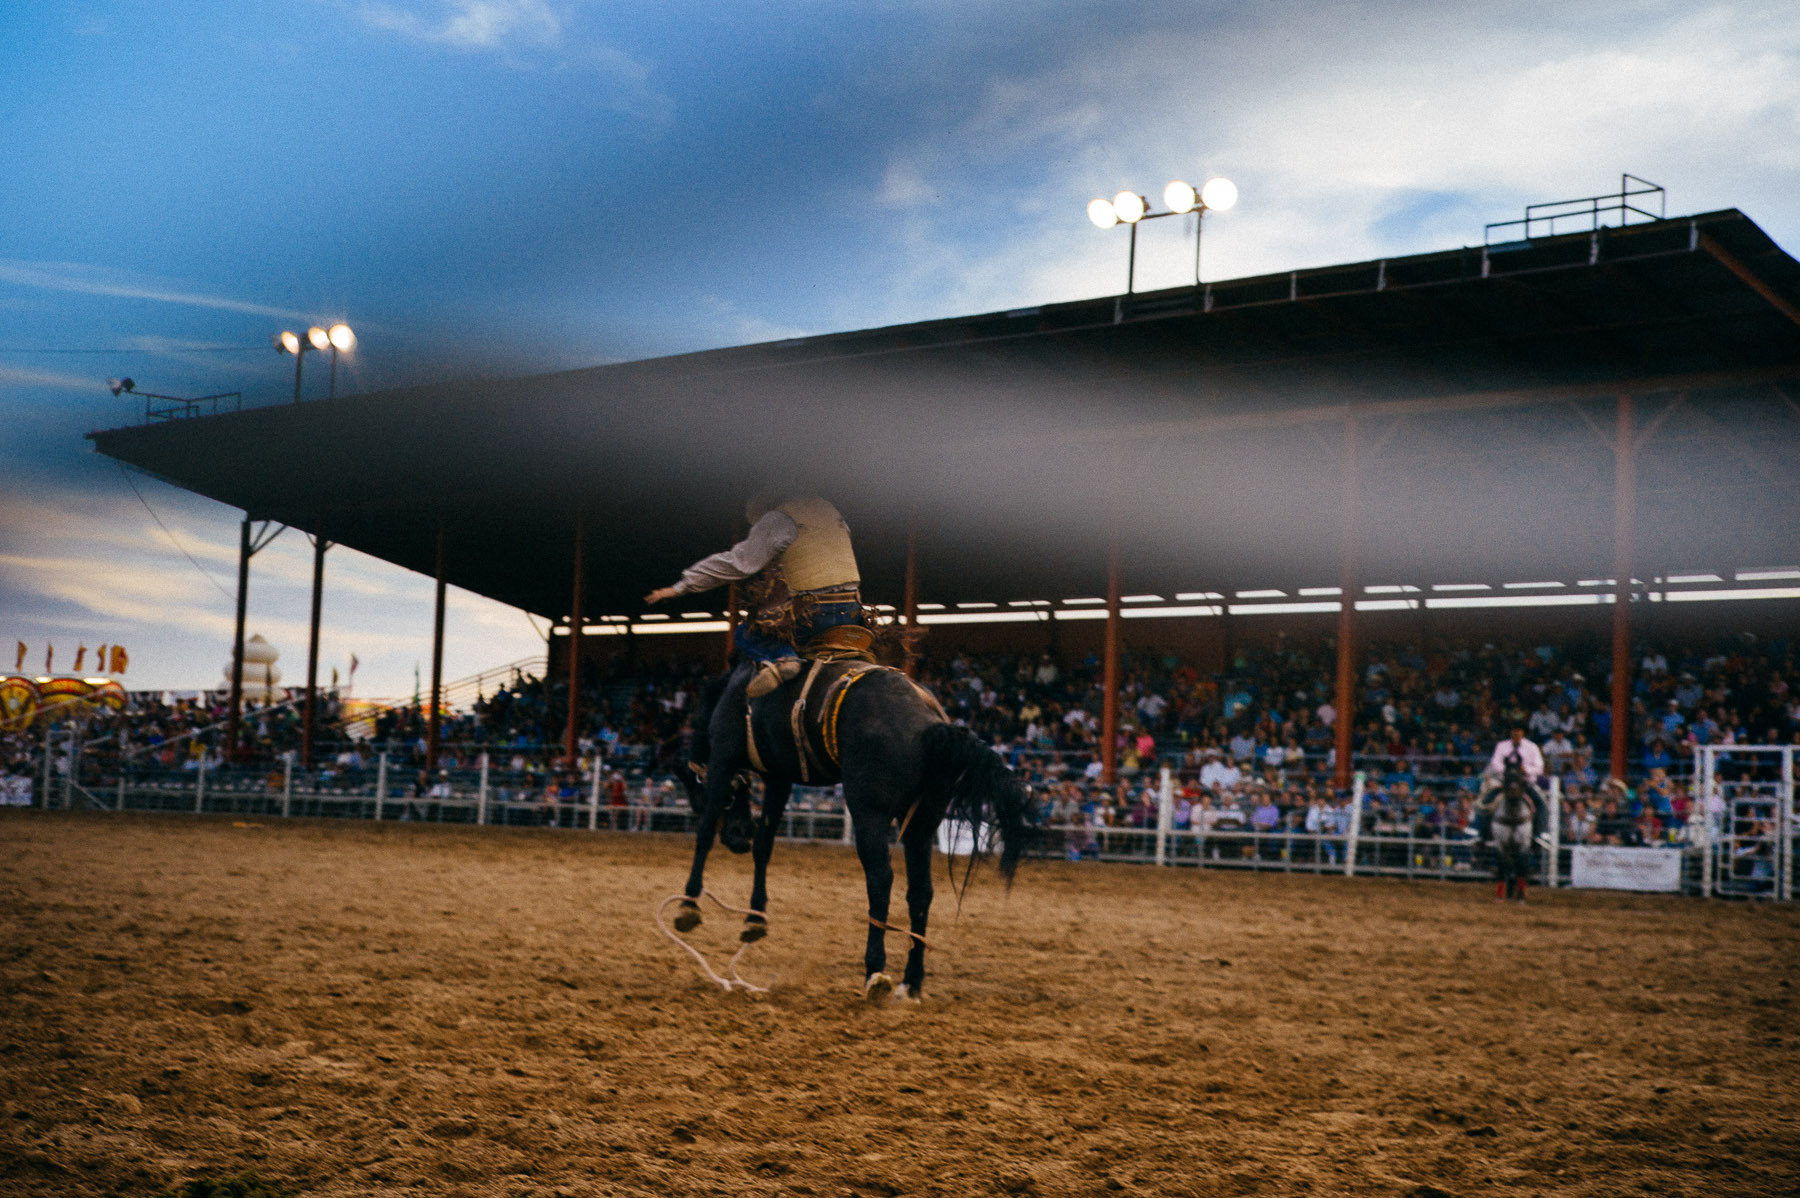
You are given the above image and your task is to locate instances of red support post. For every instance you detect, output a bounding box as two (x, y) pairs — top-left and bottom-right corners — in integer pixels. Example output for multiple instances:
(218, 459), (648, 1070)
(226, 516), (250, 758)
(1611, 393), (1635, 783)
(902, 519), (920, 679)
(302, 534), (326, 769)
(723, 580), (738, 671)
(564, 511), (585, 764)
(1102, 530), (1121, 785)
(426, 520), (447, 772)
(722, 513), (742, 672)
(1332, 416), (1359, 791)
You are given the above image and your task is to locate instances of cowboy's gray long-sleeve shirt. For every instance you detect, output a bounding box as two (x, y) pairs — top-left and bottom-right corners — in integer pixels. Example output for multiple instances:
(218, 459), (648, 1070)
(670, 510), (798, 595)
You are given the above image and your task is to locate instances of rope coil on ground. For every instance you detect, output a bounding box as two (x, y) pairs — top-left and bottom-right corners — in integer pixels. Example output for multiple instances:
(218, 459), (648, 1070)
(655, 891), (772, 994)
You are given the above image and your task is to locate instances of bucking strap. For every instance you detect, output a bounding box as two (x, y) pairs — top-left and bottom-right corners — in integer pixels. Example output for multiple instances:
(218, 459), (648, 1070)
(821, 665), (879, 767)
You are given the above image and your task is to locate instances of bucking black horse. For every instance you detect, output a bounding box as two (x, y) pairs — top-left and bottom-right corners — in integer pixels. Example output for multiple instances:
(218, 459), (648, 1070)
(674, 659), (1027, 1000)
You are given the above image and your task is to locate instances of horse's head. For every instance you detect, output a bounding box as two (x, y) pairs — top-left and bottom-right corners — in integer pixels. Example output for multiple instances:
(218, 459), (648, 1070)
(1501, 753), (1527, 795)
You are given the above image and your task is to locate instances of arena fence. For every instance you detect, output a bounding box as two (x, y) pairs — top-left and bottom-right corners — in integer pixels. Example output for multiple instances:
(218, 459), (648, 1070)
(14, 737), (1790, 902)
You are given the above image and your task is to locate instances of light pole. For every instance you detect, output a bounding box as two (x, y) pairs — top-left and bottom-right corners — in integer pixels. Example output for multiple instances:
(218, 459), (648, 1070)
(274, 322), (354, 402)
(325, 322), (355, 399)
(1088, 177), (1237, 294)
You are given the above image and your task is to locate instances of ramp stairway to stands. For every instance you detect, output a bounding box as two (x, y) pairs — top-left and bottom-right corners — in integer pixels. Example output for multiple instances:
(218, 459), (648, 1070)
(340, 655), (548, 738)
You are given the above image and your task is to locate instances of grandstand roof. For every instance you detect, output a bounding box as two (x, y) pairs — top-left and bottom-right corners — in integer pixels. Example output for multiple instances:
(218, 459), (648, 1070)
(90, 209), (1800, 622)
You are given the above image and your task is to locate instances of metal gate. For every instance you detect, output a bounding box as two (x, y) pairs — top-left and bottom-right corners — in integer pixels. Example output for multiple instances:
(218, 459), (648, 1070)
(1698, 745), (1794, 901)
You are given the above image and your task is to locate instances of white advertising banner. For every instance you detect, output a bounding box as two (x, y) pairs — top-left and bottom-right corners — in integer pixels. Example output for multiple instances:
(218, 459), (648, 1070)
(1569, 845), (1683, 892)
(936, 819), (977, 857)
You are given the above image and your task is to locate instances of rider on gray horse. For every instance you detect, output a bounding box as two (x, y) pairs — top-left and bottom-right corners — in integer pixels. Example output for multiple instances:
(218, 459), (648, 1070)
(1475, 734), (1546, 901)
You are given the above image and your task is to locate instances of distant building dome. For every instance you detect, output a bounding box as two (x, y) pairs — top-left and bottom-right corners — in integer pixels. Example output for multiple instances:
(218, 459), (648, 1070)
(224, 634), (283, 701)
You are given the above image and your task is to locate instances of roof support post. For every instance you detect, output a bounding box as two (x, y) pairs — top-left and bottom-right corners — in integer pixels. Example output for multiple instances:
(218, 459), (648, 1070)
(1611, 393), (1635, 784)
(722, 513), (742, 672)
(1102, 529), (1121, 786)
(302, 533), (328, 769)
(427, 519), (447, 772)
(1332, 416), (1359, 791)
(564, 510), (585, 765)
(226, 515), (250, 758)
(902, 518), (920, 679)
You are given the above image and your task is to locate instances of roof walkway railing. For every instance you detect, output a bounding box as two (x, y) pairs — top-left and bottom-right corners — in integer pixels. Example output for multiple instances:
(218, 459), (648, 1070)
(1485, 174), (1666, 246)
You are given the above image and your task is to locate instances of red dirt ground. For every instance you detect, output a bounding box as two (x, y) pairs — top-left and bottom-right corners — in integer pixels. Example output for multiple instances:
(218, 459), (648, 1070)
(2, 810), (1797, 1197)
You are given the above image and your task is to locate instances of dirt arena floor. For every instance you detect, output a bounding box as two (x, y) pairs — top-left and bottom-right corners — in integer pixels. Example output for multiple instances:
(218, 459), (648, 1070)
(3, 812), (1798, 1198)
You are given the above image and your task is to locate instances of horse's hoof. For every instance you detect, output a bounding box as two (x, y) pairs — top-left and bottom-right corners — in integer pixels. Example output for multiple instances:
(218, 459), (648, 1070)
(740, 914), (768, 943)
(893, 983), (922, 1004)
(673, 902), (702, 933)
(864, 972), (894, 1003)
(721, 816), (754, 855)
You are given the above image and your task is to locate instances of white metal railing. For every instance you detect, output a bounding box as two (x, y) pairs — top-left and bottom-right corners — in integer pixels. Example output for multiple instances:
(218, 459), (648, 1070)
(21, 745), (1785, 899)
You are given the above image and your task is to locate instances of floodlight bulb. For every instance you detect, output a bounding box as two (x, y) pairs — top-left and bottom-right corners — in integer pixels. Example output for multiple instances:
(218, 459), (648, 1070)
(328, 322), (355, 351)
(279, 330), (301, 355)
(1163, 180), (1198, 214)
(1112, 190), (1147, 224)
(1087, 198), (1119, 229)
(1200, 177), (1238, 212)
(307, 326), (330, 351)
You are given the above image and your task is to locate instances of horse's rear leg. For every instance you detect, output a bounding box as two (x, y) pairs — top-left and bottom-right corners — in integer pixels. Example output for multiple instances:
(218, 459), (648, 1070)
(852, 817), (895, 1000)
(896, 821), (934, 999)
(742, 780), (790, 942)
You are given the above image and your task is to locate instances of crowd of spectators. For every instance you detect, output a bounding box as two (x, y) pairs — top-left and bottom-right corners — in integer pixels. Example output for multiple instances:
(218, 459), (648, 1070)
(8, 631), (1796, 854)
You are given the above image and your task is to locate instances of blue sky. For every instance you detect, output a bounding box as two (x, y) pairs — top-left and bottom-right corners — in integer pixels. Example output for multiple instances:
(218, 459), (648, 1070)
(3, 0), (1798, 695)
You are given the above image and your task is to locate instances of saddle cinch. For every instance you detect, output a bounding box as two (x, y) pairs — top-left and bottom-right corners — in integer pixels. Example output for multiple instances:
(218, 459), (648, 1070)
(745, 630), (945, 785)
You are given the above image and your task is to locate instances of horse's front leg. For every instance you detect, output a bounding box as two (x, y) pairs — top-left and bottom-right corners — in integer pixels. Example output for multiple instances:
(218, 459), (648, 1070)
(851, 802), (896, 1001)
(743, 780), (791, 942)
(897, 817), (934, 999)
(678, 754), (739, 932)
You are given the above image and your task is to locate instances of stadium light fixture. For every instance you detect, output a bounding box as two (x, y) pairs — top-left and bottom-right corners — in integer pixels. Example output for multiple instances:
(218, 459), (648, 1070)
(274, 321), (355, 402)
(1087, 174), (1237, 294)
(274, 329), (315, 404)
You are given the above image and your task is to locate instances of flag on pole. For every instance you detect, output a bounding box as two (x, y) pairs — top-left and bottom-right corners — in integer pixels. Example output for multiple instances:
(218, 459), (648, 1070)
(14, 642), (23, 671)
(74, 646), (86, 672)
(110, 646), (129, 674)
(45, 644), (52, 672)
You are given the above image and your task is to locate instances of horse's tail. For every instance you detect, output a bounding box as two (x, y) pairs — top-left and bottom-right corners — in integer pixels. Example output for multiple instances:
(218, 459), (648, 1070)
(920, 722), (1028, 885)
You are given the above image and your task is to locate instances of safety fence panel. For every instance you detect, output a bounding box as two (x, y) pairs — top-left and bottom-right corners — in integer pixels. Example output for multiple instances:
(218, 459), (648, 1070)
(1697, 745), (1795, 901)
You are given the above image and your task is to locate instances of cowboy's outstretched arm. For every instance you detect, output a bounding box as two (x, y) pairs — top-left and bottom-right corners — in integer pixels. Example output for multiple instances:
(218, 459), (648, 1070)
(643, 511), (797, 604)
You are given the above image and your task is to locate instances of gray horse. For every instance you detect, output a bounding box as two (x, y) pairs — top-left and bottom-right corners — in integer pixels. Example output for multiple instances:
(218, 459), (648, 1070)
(1477, 755), (1542, 902)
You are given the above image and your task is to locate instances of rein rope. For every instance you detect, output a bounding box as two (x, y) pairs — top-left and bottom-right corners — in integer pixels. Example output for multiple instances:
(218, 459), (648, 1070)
(654, 891), (772, 994)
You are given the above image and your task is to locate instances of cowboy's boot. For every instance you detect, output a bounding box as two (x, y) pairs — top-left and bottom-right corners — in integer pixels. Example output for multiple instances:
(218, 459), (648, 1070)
(746, 657), (803, 698)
